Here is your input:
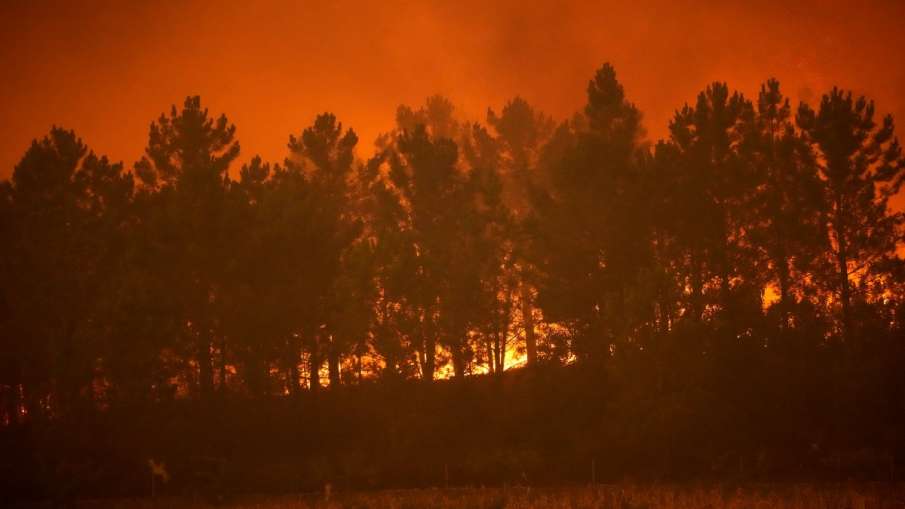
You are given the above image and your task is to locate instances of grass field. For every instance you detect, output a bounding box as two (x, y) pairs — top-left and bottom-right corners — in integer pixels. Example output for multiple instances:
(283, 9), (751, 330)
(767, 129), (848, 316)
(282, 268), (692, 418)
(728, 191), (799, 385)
(73, 484), (905, 509)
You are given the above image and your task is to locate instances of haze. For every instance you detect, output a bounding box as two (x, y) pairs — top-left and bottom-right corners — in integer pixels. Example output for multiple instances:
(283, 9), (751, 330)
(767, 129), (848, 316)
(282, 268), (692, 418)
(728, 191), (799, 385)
(3, 0), (904, 208)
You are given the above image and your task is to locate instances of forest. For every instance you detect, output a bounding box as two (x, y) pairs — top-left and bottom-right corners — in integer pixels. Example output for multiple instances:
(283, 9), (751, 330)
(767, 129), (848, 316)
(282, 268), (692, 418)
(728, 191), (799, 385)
(1, 63), (904, 499)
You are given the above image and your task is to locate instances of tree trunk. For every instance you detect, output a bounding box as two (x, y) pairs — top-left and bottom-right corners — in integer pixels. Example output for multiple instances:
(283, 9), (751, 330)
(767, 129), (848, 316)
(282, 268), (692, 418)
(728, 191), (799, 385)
(327, 338), (341, 388)
(286, 332), (303, 396)
(717, 239), (731, 317)
(690, 249), (704, 322)
(451, 342), (466, 380)
(835, 199), (851, 343)
(356, 354), (363, 384)
(493, 331), (504, 375)
(420, 307), (436, 382)
(218, 336), (227, 392)
(309, 339), (321, 393)
(289, 363), (301, 397)
(245, 353), (267, 398)
(614, 276), (626, 342)
(422, 335), (435, 382)
(198, 329), (214, 400)
(378, 302), (398, 379)
(837, 241), (851, 343)
(485, 336), (495, 375)
(521, 285), (537, 367)
(658, 290), (673, 334)
(769, 136), (792, 329)
(775, 249), (791, 328)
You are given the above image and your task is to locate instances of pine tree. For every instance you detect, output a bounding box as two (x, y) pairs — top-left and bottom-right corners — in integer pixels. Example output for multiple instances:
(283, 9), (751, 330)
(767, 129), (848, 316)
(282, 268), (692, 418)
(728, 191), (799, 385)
(4, 127), (132, 415)
(482, 97), (554, 367)
(285, 113), (363, 389)
(742, 79), (826, 328)
(797, 88), (905, 342)
(661, 82), (755, 323)
(135, 96), (239, 399)
(530, 63), (650, 359)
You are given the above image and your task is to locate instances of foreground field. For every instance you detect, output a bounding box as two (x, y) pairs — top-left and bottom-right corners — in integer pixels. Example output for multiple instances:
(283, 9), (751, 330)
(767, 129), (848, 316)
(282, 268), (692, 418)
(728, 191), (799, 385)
(75, 484), (905, 509)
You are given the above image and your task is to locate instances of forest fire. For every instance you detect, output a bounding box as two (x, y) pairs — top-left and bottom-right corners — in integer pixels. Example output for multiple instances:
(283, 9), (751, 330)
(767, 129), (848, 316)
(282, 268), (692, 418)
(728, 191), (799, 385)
(2, 1), (905, 507)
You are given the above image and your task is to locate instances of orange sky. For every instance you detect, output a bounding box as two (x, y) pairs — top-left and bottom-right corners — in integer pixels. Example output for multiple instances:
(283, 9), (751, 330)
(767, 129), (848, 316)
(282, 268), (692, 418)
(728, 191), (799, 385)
(2, 0), (905, 207)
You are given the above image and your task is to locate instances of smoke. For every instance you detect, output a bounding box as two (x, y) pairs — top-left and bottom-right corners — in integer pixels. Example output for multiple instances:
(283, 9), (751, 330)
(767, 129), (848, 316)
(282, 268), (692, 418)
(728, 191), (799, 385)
(2, 0), (904, 209)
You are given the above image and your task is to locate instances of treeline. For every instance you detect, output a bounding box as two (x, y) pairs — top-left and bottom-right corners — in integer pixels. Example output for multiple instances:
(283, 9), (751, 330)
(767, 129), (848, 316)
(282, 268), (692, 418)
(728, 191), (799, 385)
(1, 64), (905, 486)
(2, 63), (905, 414)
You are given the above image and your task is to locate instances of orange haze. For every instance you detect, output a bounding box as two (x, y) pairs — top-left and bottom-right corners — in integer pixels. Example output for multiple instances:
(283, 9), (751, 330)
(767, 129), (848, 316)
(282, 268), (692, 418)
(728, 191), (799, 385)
(2, 0), (905, 206)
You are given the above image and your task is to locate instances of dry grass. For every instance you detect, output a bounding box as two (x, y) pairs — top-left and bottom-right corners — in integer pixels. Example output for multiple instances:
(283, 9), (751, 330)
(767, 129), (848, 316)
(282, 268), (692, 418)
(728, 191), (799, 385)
(77, 484), (905, 509)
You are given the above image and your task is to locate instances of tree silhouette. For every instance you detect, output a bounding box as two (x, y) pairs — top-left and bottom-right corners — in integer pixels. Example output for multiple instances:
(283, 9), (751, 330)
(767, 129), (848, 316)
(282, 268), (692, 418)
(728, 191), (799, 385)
(222, 155), (281, 397)
(530, 64), (650, 358)
(285, 113), (362, 389)
(660, 82), (754, 324)
(134, 96), (239, 399)
(482, 97), (554, 367)
(743, 79), (826, 329)
(797, 88), (905, 342)
(3, 127), (132, 416)
(385, 124), (475, 379)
